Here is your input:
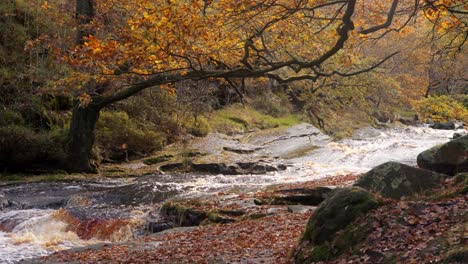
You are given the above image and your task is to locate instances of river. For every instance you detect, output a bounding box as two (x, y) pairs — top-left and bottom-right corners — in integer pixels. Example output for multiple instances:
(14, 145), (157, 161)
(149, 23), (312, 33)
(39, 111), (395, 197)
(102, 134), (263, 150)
(0, 125), (464, 263)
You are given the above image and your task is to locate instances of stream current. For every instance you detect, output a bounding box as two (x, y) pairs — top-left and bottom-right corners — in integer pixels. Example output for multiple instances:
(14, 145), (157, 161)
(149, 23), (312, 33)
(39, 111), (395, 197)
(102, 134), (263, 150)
(0, 125), (464, 263)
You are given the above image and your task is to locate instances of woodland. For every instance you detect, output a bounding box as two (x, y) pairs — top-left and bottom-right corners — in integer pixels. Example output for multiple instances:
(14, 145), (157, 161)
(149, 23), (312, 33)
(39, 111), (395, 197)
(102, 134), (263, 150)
(0, 0), (467, 263)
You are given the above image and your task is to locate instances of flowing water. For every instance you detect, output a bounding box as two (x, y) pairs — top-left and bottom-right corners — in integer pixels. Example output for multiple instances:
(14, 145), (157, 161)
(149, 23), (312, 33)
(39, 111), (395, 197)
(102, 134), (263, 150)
(0, 125), (464, 263)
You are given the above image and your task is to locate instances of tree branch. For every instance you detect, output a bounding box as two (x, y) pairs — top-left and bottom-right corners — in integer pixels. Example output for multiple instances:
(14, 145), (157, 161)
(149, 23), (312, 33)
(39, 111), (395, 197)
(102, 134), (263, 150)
(360, 0), (399, 35)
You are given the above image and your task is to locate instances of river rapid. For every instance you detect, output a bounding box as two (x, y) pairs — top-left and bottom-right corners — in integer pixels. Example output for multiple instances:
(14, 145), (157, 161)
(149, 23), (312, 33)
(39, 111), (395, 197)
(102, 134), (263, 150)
(0, 125), (464, 263)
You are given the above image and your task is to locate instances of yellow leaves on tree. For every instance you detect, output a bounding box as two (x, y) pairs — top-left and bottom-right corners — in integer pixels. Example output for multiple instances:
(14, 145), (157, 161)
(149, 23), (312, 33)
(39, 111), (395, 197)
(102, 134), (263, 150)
(415, 96), (468, 123)
(64, 0), (350, 78)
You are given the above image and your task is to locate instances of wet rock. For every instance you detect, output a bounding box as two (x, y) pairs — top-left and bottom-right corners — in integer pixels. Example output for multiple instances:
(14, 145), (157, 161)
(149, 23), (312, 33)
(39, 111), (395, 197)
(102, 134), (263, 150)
(454, 121), (464, 129)
(0, 182), (81, 210)
(148, 222), (173, 233)
(245, 123), (329, 159)
(159, 162), (186, 172)
(251, 164), (277, 174)
(355, 162), (445, 200)
(398, 117), (422, 126)
(160, 202), (208, 227)
(191, 162), (237, 174)
(430, 122), (456, 130)
(453, 131), (467, 139)
(272, 187), (332, 205)
(0, 193), (10, 210)
(277, 164), (288, 170)
(417, 135), (468, 175)
(294, 187), (379, 263)
(223, 145), (263, 154)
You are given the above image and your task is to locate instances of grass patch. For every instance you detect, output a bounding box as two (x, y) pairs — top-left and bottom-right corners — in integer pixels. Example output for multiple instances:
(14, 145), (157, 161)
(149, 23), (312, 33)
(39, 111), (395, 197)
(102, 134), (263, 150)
(396, 109), (417, 119)
(208, 104), (301, 134)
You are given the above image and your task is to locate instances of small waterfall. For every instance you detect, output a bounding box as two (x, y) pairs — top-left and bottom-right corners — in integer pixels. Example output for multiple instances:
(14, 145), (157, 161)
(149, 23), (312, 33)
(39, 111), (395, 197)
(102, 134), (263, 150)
(0, 209), (85, 263)
(0, 209), (140, 263)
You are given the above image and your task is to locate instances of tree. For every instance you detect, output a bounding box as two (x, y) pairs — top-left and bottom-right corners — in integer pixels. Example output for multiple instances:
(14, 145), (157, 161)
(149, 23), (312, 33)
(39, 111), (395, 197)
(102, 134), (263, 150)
(44, 0), (464, 172)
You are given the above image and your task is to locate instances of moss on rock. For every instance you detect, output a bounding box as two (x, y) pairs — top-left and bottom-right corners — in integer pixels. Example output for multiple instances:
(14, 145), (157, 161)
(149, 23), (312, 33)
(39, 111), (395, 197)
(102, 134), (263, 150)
(355, 162), (444, 200)
(160, 201), (208, 227)
(294, 187), (379, 263)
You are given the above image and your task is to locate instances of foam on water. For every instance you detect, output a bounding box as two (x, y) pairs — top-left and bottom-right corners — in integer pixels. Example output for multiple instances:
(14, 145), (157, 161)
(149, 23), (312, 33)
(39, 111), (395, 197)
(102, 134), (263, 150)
(0, 210), (91, 263)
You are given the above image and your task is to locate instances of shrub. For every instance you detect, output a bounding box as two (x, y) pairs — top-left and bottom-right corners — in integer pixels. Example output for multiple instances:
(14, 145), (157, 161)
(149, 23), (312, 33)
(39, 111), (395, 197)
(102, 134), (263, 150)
(415, 95), (468, 123)
(250, 91), (292, 117)
(96, 111), (165, 161)
(0, 125), (67, 171)
(0, 109), (24, 126)
(185, 116), (210, 137)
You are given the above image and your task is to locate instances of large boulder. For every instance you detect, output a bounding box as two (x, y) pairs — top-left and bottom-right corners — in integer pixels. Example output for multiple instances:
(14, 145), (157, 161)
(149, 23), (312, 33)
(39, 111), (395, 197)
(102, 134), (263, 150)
(417, 135), (468, 175)
(355, 162), (445, 200)
(430, 121), (456, 130)
(294, 187), (379, 263)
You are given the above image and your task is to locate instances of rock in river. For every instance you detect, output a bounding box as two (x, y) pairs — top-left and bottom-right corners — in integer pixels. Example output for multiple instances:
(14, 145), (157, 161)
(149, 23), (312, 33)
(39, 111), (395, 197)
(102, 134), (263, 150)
(430, 121), (456, 130)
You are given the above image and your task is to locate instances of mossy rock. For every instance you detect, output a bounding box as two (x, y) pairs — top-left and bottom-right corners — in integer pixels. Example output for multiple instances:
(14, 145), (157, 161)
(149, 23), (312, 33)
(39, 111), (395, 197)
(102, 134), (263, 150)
(355, 162), (445, 200)
(294, 187), (379, 263)
(143, 154), (174, 165)
(271, 187), (333, 206)
(417, 135), (468, 176)
(444, 247), (468, 264)
(200, 211), (236, 225)
(160, 202), (208, 227)
(454, 173), (468, 195)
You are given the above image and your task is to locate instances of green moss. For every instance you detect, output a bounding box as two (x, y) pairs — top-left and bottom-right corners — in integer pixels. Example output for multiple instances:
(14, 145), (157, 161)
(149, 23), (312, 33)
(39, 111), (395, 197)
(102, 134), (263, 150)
(209, 104), (301, 134)
(444, 247), (468, 263)
(310, 244), (332, 261)
(295, 188), (379, 263)
(454, 173), (468, 185)
(302, 187), (379, 243)
(143, 155), (174, 165)
(160, 201), (208, 227)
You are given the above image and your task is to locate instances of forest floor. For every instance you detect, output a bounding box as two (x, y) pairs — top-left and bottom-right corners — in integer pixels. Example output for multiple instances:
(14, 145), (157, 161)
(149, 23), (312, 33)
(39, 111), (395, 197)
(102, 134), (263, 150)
(24, 174), (467, 264)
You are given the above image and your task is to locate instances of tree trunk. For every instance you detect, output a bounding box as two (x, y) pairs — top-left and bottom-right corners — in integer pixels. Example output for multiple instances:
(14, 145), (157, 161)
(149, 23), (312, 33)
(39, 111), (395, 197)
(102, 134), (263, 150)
(66, 102), (101, 173)
(76, 0), (94, 45)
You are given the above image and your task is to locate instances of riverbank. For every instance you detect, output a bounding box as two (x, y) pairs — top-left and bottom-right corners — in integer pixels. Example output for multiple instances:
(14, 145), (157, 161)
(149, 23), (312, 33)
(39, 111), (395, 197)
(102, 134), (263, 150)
(1, 124), (465, 263)
(21, 175), (467, 264)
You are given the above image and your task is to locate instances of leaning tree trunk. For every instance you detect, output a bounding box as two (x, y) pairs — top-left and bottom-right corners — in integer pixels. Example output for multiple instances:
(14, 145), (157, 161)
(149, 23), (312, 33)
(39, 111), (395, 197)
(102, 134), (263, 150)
(66, 102), (101, 173)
